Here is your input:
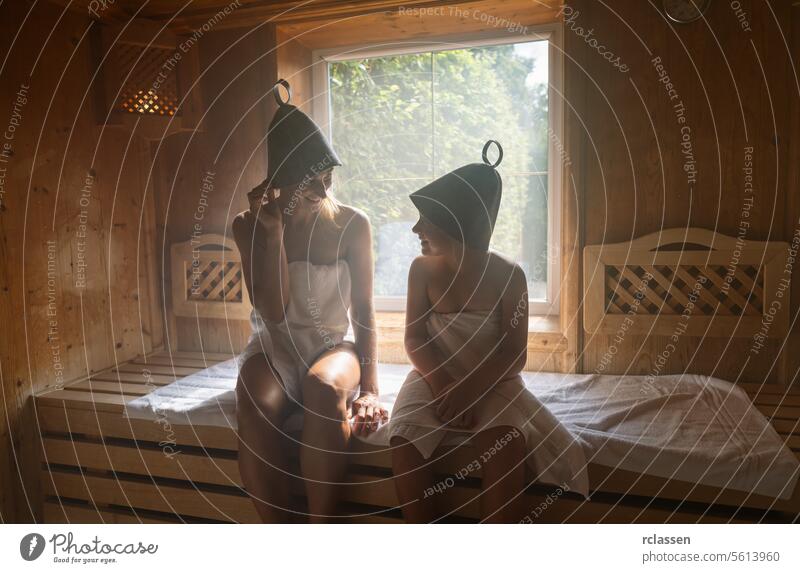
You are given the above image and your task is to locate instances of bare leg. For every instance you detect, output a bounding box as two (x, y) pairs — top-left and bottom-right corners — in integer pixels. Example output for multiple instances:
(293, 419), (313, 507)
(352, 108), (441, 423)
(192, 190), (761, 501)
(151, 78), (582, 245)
(390, 437), (438, 523)
(472, 426), (527, 523)
(299, 343), (361, 523)
(236, 353), (292, 523)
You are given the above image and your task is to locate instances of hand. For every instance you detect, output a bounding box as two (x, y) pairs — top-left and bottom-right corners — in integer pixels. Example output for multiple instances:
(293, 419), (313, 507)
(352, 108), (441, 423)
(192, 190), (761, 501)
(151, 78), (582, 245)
(248, 180), (282, 231)
(349, 392), (389, 437)
(434, 380), (477, 429)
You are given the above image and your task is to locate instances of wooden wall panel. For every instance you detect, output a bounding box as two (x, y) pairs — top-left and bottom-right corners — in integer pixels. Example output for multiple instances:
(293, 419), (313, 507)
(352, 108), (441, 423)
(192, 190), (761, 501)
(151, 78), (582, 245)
(0, 2), (163, 521)
(276, 30), (315, 114)
(788, 0), (800, 388)
(564, 0), (797, 384)
(278, 0), (562, 50)
(151, 24), (278, 353)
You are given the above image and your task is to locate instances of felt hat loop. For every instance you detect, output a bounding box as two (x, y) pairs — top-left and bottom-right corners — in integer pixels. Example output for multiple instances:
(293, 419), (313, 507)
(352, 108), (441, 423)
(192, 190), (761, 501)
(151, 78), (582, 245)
(272, 79), (292, 106)
(482, 140), (503, 167)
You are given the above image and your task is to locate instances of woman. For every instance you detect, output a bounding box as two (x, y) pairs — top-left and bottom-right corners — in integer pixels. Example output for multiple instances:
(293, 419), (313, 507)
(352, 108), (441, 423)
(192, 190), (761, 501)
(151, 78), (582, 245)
(388, 141), (586, 522)
(232, 80), (387, 523)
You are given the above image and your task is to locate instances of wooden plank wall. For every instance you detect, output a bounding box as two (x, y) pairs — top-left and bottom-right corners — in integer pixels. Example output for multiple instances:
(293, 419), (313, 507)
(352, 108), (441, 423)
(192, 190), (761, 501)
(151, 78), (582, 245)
(564, 0), (799, 385)
(790, 1), (800, 387)
(151, 23), (278, 356)
(0, 2), (164, 521)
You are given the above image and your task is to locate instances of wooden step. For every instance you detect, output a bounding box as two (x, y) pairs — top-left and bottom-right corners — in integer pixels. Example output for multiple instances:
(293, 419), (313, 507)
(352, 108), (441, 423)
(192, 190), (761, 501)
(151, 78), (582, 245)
(38, 390), (128, 412)
(42, 437), (241, 487)
(36, 404), (239, 450)
(44, 467), (259, 523)
(756, 403), (800, 421)
(68, 381), (154, 396)
(131, 355), (230, 369)
(90, 371), (180, 386)
(148, 350), (234, 362)
(115, 364), (203, 377)
(43, 499), (200, 524)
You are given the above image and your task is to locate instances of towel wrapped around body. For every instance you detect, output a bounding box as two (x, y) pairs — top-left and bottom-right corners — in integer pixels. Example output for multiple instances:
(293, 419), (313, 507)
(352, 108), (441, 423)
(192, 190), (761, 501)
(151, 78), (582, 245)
(236, 259), (356, 404)
(387, 307), (590, 497)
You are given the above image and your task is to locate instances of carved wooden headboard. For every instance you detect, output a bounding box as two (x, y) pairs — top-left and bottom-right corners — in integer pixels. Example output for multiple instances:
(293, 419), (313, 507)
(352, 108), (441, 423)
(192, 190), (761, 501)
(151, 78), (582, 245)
(583, 228), (790, 338)
(170, 233), (252, 320)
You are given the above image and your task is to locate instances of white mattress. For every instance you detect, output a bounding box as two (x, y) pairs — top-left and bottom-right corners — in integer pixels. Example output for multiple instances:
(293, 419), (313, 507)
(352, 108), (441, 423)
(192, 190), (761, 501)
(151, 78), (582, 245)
(126, 359), (800, 500)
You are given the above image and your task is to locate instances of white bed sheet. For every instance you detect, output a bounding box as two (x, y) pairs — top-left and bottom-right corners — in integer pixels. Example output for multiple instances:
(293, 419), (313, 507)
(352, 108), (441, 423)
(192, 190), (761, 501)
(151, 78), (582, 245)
(125, 359), (800, 499)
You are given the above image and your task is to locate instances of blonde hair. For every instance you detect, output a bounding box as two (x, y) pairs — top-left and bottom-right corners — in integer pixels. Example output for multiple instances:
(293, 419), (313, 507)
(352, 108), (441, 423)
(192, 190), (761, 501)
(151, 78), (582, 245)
(272, 182), (342, 229)
(320, 194), (342, 226)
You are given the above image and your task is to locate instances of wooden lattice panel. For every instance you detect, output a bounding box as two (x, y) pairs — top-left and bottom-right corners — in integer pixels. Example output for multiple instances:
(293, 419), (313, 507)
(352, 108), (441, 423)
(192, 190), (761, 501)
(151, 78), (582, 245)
(110, 43), (180, 116)
(605, 264), (764, 316)
(584, 228), (789, 337)
(186, 260), (244, 303)
(171, 234), (252, 320)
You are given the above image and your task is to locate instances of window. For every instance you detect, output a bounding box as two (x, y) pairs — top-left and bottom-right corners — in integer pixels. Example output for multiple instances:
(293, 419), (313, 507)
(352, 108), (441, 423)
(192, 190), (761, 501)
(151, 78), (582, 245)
(312, 28), (562, 314)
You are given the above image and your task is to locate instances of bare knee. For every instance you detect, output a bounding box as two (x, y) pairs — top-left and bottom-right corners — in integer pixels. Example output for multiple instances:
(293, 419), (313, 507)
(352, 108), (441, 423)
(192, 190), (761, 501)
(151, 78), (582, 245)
(301, 372), (350, 418)
(237, 356), (287, 425)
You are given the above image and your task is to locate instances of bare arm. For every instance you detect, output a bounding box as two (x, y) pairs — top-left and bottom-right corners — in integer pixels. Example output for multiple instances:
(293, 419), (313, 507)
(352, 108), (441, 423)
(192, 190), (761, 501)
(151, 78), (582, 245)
(404, 257), (456, 396)
(345, 209), (388, 434)
(231, 188), (289, 322)
(345, 210), (378, 395)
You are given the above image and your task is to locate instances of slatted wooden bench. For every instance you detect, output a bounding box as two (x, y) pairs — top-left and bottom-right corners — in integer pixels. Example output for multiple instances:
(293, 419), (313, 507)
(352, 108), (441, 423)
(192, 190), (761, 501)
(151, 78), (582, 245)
(35, 350), (800, 524)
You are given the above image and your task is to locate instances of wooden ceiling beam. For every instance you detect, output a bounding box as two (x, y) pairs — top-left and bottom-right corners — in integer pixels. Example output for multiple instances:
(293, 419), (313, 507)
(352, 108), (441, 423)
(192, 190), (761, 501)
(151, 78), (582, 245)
(46, 0), (561, 34)
(278, 0), (562, 51)
(166, 0), (495, 33)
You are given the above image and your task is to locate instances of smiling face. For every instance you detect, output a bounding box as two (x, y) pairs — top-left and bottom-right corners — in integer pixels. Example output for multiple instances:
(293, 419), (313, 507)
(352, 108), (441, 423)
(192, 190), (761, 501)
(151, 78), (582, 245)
(280, 168), (333, 214)
(412, 214), (455, 256)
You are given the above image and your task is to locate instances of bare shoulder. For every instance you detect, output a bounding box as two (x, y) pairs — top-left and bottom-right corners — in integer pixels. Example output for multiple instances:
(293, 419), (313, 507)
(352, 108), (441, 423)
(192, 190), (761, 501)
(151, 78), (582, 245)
(488, 251), (527, 287)
(231, 211), (253, 238)
(409, 254), (443, 282)
(232, 210), (249, 226)
(337, 204), (371, 244)
(487, 251), (520, 273)
(337, 204), (370, 230)
(335, 205), (372, 262)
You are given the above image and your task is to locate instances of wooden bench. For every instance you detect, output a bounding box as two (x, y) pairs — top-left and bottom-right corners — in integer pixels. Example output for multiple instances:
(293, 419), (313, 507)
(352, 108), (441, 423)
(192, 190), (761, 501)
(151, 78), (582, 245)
(37, 227), (799, 522)
(36, 350), (800, 524)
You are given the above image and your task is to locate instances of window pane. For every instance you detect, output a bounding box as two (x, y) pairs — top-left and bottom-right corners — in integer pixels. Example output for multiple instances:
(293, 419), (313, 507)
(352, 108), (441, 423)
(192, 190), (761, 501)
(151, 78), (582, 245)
(329, 40), (549, 299)
(330, 53), (432, 296)
(505, 173), (548, 300)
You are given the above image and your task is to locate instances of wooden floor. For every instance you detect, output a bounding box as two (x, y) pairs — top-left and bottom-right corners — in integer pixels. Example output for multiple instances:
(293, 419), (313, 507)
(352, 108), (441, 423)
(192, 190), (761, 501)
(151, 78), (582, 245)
(35, 351), (800, 524)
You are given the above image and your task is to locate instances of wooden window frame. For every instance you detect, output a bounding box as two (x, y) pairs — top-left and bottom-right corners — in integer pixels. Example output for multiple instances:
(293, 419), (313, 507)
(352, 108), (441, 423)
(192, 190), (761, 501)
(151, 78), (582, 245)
(308, 24), (564, 316)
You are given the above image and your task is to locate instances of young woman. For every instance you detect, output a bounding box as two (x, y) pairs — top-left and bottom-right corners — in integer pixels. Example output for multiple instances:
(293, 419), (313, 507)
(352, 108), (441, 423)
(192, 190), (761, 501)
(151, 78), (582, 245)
(232, 80), (387, 523)
(389, 141), (535, 523)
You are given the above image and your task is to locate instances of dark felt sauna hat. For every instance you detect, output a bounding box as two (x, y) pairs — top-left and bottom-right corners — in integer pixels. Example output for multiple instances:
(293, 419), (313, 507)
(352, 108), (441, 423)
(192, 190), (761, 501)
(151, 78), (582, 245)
(409, 140), (503, 251)
(265, 79), (342, 190)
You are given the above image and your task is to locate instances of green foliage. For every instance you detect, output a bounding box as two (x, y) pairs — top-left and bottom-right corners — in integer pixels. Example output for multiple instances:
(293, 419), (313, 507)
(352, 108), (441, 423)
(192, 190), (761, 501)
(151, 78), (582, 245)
(330, 42), (550, 297)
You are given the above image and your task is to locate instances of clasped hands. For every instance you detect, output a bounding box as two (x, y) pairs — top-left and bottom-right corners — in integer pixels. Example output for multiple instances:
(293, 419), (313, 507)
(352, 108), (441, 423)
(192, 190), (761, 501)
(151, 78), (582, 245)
(349, 392), (389, 437)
